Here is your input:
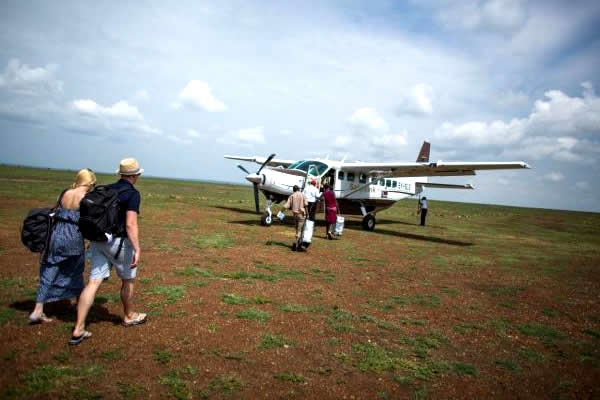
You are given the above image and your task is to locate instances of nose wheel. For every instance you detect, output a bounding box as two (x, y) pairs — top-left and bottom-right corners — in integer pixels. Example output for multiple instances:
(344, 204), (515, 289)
(362, 214), (376, 231)
(261, 211), (272, 226)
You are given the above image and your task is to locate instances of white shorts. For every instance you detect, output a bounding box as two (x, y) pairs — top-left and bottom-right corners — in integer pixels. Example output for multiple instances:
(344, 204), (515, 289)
(89, 236), (136, 281)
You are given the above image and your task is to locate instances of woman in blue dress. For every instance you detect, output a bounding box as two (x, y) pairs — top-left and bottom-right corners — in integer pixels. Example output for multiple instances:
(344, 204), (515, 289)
(29, 168), (96, 324)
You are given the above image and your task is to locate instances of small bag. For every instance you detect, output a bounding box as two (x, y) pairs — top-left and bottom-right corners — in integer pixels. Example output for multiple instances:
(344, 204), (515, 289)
(334, 216), (345, 236)
(302, 220), (314, 244)
(21, 189), (67, 254)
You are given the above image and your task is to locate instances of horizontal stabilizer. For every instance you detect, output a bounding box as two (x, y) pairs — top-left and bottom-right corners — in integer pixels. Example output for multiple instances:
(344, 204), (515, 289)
(416, 182), (474, 190)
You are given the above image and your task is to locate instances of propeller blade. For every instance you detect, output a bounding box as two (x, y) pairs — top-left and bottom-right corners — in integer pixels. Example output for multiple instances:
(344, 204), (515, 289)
(237, 164), (250, 174)
(257, 153), (276, 174)
(253, 183), (260, 214)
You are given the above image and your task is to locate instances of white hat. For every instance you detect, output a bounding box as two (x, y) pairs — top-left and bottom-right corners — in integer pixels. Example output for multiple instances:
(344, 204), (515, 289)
(117, 158), (144, 176)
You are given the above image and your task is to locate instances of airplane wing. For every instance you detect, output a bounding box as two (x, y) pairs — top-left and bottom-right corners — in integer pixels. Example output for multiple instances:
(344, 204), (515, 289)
(340, 161), (530, 178)
(416, 182), (474, 190)
(224, 155), (295, 168)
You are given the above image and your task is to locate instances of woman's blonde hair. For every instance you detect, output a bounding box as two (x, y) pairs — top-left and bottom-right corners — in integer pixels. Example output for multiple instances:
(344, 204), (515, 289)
(72, 168), (97, 189)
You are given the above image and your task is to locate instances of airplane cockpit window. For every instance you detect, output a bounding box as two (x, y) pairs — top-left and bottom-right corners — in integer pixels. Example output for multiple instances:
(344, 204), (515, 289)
(347, 172), (355, 182)
(287, 160), (329, 176)
(359, 174), (367, 184)
(386, 179), (391, 187)
(338, 171), (345, 180)
(379, 179), (384, 186)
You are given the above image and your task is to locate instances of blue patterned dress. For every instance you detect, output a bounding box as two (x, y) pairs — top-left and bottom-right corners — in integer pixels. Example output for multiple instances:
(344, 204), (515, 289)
(36, 208), (85, 303)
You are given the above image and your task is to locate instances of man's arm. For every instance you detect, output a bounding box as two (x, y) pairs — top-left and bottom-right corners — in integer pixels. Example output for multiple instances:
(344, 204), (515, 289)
(126, 210), (141, 268)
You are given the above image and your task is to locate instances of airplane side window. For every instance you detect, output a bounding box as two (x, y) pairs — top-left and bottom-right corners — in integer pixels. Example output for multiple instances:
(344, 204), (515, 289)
(393, 181), (397, 188)
(359, 173), (367, 183)
(347, 172), (355, 182)
(379, 179), (384, 186)
(338, 171), (345, 180)
(386, 179), (391, 187)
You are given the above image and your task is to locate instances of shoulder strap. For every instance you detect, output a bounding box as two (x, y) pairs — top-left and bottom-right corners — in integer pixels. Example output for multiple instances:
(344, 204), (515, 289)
(55, 188), (69, 209)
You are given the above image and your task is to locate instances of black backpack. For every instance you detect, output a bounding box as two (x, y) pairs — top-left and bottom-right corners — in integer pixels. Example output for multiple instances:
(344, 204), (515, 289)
(79, 185), (131, 241)
(21, 189), (68, 254)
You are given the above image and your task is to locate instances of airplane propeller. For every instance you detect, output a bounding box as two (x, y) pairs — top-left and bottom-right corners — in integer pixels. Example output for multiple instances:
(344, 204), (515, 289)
(238, 154), (276, 214)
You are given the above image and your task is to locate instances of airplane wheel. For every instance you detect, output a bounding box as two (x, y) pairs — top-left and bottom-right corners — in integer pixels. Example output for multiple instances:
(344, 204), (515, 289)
(362, 214), (376, 231)
(261, 213), (272, 227)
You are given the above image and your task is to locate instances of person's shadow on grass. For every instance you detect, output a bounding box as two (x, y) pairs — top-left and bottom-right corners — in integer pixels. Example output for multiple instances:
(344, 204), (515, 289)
(10, 299), (122, 326)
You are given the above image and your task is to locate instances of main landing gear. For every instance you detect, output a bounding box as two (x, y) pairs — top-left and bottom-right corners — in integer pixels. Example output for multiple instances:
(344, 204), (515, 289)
(362, 214), (376, 231)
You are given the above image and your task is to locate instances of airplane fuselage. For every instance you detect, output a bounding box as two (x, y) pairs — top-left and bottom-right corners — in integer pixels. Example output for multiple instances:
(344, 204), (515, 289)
(245, 159), (424, 217)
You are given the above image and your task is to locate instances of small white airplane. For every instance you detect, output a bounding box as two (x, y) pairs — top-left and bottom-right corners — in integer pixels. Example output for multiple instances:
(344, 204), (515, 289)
(224, 142), (530, 231)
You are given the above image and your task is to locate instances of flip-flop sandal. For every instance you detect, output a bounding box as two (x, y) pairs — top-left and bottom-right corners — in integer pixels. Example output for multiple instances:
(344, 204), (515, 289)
(122, 313), (147, 327)
(69, 330), (92, 346)
(29, 313), (53, 325)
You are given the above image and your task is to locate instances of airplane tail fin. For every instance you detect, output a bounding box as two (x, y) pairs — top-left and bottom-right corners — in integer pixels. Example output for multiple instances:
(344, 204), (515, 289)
(416, 141), (430, 162)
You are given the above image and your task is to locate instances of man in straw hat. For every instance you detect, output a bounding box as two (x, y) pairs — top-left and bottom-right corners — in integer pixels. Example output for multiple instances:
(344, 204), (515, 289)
(70, 158), (146, 345)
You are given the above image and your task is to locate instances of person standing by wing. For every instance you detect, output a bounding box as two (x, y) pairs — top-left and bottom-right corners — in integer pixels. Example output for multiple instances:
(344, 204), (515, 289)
(418, 196), (428, 226)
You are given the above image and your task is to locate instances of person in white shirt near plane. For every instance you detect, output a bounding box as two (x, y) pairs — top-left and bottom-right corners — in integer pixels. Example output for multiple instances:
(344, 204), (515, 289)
(303, 179), (320, 221)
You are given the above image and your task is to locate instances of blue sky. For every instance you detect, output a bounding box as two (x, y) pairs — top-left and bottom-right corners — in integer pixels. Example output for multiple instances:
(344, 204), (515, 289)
(1, 0), (599, 212)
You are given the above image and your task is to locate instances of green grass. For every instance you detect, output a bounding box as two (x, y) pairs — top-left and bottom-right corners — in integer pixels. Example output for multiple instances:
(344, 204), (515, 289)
(174, 267), (214, 278)
(101, 346), (126, 361)
(259, 333), (296, 349)
(0, 308), (17, 325)
(452, 362), (478, 376)
(116, 381), (145, 400)
(153, 349), (175, 364)
(517, 323), (567, 344)
(274, 372), (306, 382)
(236, 308), (270, 323)
(159, 369), (191, 400)
(191, 234), (234, 249)
(148, 285), (186, 304)
(222, 293), (249, 305)
(199, 375), (243, 398)
(352, 343), (403, 373)
(23, 364), (104, 395)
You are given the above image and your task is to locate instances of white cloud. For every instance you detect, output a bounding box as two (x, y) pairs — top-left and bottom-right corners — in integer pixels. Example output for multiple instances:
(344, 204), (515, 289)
(575, 181), (590, 191)
(167, 135), (192, 144)
(349, 107), (388, 132)
(396, 84), (434, 115)
(434, 0), (527, 32)
(217, 126), (265, 146)
(0, 59), (63, 95)
(186, 129), (201, 138)
(528, 82), (600, 137)
(69, 98), (160, 137)
(174, 80), (227, 112)
(72, 99), (143, 120)
(280, 129), (292, 136)
(435, 119), (525, 147)
(543, 172), (564, 182)
(435, 83), (600, 163)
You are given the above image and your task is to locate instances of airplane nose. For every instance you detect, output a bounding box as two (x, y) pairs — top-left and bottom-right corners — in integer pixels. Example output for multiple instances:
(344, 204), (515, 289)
(245, 173), (262, 185)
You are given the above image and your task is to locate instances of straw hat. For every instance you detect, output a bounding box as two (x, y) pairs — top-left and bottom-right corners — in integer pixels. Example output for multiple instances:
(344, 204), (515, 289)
(117, 158), (144, 176)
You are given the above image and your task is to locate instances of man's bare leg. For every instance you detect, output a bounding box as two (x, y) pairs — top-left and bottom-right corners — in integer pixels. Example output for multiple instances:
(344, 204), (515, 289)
(72, 279), (103, 337)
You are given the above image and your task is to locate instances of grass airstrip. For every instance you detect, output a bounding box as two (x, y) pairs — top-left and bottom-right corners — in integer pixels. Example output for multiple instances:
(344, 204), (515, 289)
(0, 164), (599, 399)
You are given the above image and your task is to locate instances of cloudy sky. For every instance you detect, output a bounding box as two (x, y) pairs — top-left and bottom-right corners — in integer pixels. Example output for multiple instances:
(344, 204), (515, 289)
(1, 0), (599, 212)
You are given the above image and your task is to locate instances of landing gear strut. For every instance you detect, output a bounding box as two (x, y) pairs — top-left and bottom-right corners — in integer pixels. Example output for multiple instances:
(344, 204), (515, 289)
(362, 214), (376, 231)
(261, 200), (273, 226)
